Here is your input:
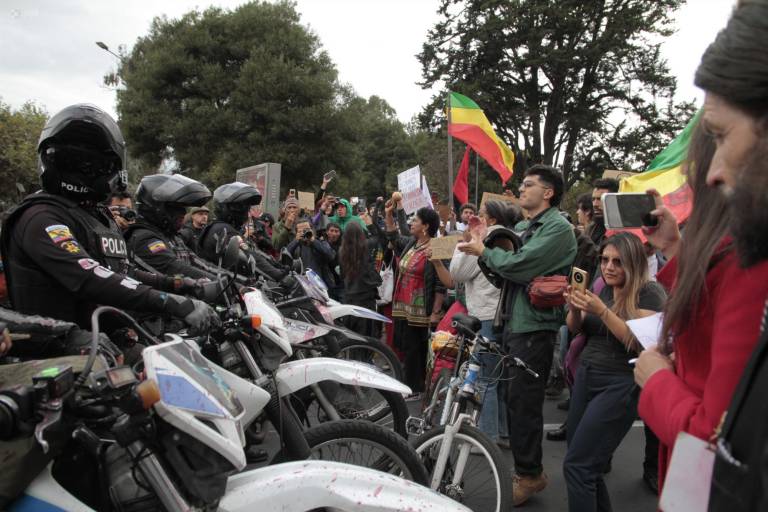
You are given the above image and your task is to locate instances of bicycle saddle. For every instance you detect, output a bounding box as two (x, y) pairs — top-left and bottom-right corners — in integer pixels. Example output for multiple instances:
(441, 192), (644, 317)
(451, 313), (481, 335)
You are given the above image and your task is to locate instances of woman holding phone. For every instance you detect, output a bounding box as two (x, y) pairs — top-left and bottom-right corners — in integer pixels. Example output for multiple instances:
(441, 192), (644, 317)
(562, 232), (666, 512)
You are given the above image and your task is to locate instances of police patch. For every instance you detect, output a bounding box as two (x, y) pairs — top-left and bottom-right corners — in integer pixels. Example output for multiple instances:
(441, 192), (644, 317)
(120, 278), (139, 290)
(148, 240), (168, 254)
(45, 224), (73, 244)
(93, 266), (114, 279)
(60, 240), (81, 254)
(77, 258), (99, 270)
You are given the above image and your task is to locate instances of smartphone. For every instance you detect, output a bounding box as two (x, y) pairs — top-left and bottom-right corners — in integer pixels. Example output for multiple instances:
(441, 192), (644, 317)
(323, 170), (337, 182)
(570, 267), (589, 293)
(601, 193), (658, 229)
(289, 189), (296, 197)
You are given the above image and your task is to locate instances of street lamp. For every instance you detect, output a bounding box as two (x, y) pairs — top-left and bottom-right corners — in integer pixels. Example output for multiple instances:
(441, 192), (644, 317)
(95, 41), (121, 61)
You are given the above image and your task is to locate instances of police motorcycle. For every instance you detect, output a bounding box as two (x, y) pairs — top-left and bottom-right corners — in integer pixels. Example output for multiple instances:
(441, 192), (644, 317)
(180, 238), (425, 481)
(0, 307), (471, 512)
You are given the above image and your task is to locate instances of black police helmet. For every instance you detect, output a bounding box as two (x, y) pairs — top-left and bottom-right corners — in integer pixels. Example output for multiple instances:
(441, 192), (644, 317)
(136, 174), (212, 234)
(37, 104), (127, 202)
(213, 182), (262, 225)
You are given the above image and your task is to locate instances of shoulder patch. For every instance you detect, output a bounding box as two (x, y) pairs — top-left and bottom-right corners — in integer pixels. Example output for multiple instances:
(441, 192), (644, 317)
(148, 240), (168, 254)
(59, 240), (81, 254)
(45, 224), (73, 244)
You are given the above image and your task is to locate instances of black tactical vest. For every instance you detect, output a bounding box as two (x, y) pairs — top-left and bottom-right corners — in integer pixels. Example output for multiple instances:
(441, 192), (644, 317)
(125, 221), (194, 269)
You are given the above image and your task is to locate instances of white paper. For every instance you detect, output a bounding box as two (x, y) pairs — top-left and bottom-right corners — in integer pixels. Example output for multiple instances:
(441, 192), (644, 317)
(626, 312), (664, 350)
(397, 165), (432, 214)
(659, 432), (715, 512)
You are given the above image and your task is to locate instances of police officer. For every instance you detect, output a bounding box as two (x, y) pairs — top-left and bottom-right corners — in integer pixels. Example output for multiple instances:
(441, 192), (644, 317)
(197, 182), (287, 282)
(125, 174), (216, 285)
(0, 104), (217, 334)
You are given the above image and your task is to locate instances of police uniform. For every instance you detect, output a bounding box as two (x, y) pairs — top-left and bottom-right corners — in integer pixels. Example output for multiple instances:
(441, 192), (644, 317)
(0, 193), (172, 329)
(125, 220), (213, 280)
(198, 220), (287, 282)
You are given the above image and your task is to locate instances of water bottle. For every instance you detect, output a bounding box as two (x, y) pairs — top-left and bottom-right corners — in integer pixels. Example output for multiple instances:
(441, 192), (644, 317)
(461, 363), (481, 394)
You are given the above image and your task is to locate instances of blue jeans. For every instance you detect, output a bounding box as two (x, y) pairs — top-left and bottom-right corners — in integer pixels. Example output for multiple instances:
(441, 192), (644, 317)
(477, 320), (504, 441)
(563, 363), (639, 512)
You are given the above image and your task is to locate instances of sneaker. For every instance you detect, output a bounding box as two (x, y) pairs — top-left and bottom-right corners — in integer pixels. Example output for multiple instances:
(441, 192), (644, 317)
(405, 392), (423, 402)
(512, 472), (548, 506)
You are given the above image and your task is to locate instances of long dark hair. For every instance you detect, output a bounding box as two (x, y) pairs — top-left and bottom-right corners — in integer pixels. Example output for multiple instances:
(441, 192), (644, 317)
(659, 120), (728, 353)
(339, 222), (367, 281)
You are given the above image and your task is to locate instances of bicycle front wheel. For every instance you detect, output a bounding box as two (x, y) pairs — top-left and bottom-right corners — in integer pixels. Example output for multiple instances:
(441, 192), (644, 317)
(413, 423), (512, 512)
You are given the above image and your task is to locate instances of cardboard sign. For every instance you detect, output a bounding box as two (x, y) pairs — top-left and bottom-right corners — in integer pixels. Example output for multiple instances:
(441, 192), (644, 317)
(397, 166), (433, 214)
(480, 192), (518, 209)
(430, 235), (461, 260)
(602, 169), (638, 181)
(297, 191), (316, 212)
(437, 204), (452, 222)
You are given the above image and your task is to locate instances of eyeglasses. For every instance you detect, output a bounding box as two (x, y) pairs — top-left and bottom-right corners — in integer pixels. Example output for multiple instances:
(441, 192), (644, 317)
(519, 181), (552, 190)
(600, 256), (622, 267)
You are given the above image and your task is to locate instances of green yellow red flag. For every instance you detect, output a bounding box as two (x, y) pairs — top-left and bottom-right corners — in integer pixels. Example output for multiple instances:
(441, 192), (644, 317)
(448, 92), (515, 184)
(619, 110), (702, 223)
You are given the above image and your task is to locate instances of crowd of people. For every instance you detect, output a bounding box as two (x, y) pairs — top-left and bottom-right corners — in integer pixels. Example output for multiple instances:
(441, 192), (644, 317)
(1, 1), (768, 510)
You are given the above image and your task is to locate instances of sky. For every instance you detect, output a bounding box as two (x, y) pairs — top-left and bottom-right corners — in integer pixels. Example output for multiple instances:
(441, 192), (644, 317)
(0, 0), (737, 124)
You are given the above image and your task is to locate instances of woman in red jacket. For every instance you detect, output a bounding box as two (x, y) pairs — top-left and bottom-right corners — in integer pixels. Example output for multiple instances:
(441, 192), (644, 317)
(634, 121), (768, 489)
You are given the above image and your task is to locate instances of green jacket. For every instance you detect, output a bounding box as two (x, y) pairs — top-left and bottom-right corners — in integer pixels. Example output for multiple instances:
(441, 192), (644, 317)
(271, 220), (294, 251)
(328, 198), (368, 233)
(480, 207), (576, 334)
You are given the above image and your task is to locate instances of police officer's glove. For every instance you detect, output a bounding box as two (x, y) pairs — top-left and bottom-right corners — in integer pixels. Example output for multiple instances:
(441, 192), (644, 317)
(196, 280), (225, 303)
(173, 276), (205, 295)
(163, 294), (218, 335)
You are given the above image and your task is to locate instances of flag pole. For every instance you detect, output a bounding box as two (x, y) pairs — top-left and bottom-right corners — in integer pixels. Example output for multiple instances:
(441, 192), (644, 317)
(447, 91), (454, 213)
(474, 150), (479, 205)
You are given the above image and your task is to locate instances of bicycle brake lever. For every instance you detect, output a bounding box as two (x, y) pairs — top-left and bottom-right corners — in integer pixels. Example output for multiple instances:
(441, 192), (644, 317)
(514, 357), (540, 378)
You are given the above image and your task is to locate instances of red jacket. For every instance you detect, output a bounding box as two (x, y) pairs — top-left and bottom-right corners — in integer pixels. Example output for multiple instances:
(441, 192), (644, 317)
(638, 240), (768, 488)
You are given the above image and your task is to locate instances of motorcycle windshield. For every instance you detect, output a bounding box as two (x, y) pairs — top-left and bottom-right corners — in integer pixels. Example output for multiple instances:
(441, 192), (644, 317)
(150, 342), (244, 418)
(242, 288), (285, 331)
(296, 274), (327, 303)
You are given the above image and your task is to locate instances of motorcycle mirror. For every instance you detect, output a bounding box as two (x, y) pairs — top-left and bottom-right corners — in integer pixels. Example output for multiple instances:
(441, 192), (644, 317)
(222, 237), (240, 270)
(280, 248), (294, 268)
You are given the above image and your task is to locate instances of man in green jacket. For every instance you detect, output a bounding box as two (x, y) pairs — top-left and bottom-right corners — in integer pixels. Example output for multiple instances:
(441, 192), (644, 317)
(459, 164), (576, 506)
(328, 198), (368, 233)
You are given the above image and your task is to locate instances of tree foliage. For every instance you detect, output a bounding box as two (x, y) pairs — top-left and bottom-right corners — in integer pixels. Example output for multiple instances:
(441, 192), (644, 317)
(418, 0), (697, 188)
(114, 1), (417, 200)
(0, 99), (47, 208)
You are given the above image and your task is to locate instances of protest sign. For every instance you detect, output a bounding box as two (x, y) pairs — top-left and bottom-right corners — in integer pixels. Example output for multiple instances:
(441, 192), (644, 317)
(480, 192), (518, 209)
(297, 191), (316, 212)
(437, 204), (452, 222)
(397, 166), (433, 214)
(430, 235), (461, 260)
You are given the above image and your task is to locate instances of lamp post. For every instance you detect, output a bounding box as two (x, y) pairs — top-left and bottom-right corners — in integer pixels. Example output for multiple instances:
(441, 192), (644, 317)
(95, 41), (121, 61)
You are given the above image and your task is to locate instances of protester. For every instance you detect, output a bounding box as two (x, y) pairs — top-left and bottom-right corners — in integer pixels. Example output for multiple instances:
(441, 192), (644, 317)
(443, 200), (520, 444)
(585, 178), (619, 247)
(272, 196), (300, 250)
(575, 193), (593, 235)
(385, 202), (445, 400)
(285, 217), (336, 287)
(328, 198), (368, 232)
(458, 164), (576, 505)
(562, 232), (665, 511)
(323, 221), (344, 301)
(179, 206), (209, 251)
(339, 222), (382, 337)
(106, 190), (135, 231)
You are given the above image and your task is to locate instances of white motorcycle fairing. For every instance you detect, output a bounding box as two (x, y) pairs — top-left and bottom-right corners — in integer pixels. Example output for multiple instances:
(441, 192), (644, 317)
(274, 358), (411, 397)
(219, 461), (472, 512)
(324, 300), (392, 323)
(11, 463), (94, 511)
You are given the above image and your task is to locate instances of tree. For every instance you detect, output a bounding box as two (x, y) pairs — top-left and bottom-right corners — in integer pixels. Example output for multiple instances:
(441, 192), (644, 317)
(418, 0), (697, 188)
(0, 99), (47, 207)
(115, 1), (348, 191)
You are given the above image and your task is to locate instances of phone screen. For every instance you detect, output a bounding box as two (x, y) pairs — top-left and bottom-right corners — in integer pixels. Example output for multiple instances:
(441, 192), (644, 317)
(602, 193), (657, 229)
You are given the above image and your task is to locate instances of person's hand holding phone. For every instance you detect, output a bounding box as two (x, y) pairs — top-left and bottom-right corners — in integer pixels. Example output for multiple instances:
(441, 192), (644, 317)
(642, 188), (681, 259)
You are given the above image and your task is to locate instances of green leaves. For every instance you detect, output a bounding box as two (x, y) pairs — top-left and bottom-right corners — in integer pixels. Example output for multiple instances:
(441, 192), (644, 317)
(0, 99), (47, 206)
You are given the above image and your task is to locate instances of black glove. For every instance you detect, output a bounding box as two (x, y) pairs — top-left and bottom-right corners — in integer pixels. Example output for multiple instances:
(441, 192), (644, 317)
(174, 276), (204, 295)
(196, 280), (225, 303)
(163, 294), (220, 335)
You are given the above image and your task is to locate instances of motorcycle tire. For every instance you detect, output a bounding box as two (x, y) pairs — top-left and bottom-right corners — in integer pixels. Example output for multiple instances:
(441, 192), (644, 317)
(301, 419), (429, 486)
(334, 337), (404, 382)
